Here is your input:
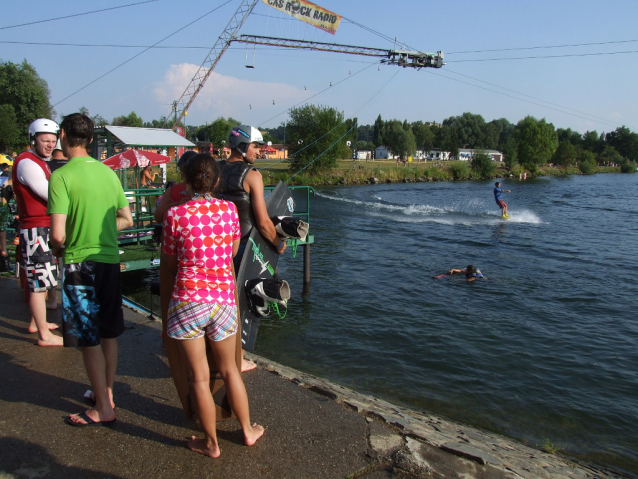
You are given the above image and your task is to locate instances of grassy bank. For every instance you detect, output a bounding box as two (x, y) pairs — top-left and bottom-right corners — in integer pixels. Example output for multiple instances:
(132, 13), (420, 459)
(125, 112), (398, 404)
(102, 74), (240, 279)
(256, 159), (623, 186)
(164, 158), (623, 187)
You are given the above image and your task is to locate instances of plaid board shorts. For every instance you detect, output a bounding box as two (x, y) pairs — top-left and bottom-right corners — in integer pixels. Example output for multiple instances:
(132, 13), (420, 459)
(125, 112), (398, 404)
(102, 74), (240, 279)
(167, 300), (238, 341)
(19, 227), (58, 293)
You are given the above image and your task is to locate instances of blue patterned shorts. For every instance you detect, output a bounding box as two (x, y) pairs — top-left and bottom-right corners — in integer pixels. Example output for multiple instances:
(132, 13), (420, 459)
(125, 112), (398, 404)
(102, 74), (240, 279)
(62, 261), (124, 347)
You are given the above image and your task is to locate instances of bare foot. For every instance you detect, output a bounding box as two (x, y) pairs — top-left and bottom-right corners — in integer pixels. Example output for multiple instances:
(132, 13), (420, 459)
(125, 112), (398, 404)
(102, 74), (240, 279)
(86, 390), (116, 409)
(244, 423), (265, 446)
(28, 322), (60, 334)
(241, 358), (257, 372)
(187, 436), (221, 458)
(37, 335), (63, 347)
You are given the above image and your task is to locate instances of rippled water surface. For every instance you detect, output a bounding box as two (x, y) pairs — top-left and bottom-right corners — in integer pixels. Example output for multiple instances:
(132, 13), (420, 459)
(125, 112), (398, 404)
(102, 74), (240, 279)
(123, 173), (638, 474)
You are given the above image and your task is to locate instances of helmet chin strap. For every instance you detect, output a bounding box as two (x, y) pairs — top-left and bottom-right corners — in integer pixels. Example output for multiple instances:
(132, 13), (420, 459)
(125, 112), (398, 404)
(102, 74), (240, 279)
(239, 143), (248, 159)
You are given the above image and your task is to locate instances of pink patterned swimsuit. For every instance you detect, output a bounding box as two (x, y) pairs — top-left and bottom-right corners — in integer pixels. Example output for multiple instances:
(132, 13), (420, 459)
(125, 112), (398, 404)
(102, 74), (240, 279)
(163, 198), (241, 305)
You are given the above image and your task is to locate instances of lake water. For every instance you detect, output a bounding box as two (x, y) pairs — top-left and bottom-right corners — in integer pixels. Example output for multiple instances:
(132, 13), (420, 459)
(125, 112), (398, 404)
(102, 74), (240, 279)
(122, 173), (638, 474)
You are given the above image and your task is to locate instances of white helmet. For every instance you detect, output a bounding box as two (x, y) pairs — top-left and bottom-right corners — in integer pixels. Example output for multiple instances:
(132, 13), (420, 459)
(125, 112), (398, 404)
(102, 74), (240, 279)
(228, 125), (265, 157)
(28, 118), (59, 144)
(53, 139), (63, 151)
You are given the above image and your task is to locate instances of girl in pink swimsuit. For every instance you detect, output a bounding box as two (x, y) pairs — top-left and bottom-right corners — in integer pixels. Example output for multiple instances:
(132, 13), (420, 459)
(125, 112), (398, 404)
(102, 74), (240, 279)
(161, 153), (264, 458)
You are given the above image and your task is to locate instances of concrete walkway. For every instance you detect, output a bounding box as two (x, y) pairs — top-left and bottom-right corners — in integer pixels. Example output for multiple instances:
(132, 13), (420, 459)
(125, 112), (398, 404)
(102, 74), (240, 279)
(0, 275), (627, 479)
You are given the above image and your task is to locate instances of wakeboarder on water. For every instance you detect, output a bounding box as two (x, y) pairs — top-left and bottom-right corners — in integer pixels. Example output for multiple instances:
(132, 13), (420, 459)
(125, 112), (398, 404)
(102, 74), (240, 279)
(493, 181), (511, 218)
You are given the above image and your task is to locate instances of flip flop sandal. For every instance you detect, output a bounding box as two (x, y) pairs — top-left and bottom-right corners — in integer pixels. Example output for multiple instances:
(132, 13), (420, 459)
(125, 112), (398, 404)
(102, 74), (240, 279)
(65, 412), (116, 428)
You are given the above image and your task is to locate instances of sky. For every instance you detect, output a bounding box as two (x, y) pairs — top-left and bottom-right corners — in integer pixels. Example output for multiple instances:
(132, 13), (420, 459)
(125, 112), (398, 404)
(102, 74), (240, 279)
(2, 0), (638, 135)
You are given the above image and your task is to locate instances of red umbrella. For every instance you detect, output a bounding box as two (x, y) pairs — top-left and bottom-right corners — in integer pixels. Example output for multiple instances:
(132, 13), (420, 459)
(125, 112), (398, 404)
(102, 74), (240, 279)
(103, 149), (170, 169)
(263, 146), (277, 152)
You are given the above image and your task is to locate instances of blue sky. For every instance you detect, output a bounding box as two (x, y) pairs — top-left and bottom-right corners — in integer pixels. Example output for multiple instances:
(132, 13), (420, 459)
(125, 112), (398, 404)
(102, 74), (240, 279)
(2, 0), (637, 134)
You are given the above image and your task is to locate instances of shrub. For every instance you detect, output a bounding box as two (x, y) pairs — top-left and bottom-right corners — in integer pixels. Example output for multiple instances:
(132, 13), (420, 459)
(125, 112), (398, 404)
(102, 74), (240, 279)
(448, 161), (470, 180)
(578, 150), (597, 175)
(470, 151), (496, 179)
(620, 161), (637, 173)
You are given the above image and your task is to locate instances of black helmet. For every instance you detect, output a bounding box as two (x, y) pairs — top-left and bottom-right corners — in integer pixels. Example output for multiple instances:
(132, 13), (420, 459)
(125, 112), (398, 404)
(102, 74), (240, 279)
(177, 150), (198, 169)
(228, 125), (265, 157)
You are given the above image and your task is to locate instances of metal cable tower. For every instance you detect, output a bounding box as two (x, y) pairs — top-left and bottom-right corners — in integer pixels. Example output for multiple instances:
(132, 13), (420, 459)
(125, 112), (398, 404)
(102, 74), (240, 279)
(167, 0), (259, 128)
(235, 34), (445, 69)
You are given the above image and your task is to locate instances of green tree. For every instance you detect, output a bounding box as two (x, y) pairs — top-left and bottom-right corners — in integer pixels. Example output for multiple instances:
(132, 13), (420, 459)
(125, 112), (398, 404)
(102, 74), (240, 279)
(0, 104), (19, 152)
(373, 114), (384, 147)
(0, 59), (54, 150)
(578, 150), (596, 174)
(342, 117), (359, 158)
(482, 122), (499, 149)
(143, 117), (170, 129)
(487, 118), (515, 149)
(412, 122), (435, 154)
(598, 145), (623, 166)
(112, 111), (144, 127)
(501, 137), (518, 170)
(605, 126), (638, 161)
(552, 141), (577, 167)
(620, 160), (636, 173)
(514, 116), (558, 171)
(557, 127), (582, 147)
(200, 117), (240, 148)
(442, 112), (486, 148)
(384, 120), (416, 159)
(287, 104), (347, 174)
(470, 149), (496, 179)
(443, 127), (459, 160)
(582, 130), (602, 153)
(75, 106), (107, 126)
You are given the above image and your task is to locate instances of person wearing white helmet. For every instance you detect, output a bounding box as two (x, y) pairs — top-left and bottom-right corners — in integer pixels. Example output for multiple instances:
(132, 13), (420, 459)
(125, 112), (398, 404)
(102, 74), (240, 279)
(12, 118), (62, 346)
(217, 125), (286, 372)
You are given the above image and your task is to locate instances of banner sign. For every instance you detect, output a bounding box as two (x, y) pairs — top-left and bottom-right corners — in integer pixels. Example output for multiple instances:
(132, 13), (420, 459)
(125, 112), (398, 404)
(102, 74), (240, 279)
(262, 0), (341, 35)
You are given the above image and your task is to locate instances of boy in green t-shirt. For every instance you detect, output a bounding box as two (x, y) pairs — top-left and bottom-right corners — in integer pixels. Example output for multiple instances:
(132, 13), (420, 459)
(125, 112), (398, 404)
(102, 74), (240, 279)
(48, 113), (133, 427)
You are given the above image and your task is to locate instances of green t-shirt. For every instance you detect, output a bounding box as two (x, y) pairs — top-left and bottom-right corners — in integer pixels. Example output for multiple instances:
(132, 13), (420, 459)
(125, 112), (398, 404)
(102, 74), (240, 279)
(48, 156), (128, 264)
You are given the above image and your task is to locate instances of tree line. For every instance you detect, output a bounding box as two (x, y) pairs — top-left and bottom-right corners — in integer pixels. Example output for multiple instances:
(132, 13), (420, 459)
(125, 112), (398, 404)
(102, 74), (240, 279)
(2, 59), (636, 175)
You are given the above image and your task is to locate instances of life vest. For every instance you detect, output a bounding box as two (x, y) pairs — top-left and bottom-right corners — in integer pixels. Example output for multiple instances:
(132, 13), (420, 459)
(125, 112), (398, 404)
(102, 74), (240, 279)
(218, 160), (256, 241)
(12, 150), (51, 228)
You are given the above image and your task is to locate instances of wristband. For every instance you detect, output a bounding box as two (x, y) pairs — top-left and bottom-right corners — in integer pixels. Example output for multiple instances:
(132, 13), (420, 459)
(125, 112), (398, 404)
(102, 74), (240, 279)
(278, 241), (284, 249)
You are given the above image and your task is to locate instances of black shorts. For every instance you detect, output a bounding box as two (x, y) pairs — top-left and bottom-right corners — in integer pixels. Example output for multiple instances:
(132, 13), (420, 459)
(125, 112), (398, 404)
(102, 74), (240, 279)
(61, 261), (124, 347)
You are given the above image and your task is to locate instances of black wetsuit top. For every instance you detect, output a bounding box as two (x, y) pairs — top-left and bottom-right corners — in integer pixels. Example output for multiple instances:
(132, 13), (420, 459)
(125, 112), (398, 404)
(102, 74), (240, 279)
(218, 160), (256, 242)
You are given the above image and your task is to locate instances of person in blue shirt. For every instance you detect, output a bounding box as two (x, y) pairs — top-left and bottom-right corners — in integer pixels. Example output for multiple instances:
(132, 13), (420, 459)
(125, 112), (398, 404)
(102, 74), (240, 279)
(448, 265), (485, 282)
(493, 182), (511, 218)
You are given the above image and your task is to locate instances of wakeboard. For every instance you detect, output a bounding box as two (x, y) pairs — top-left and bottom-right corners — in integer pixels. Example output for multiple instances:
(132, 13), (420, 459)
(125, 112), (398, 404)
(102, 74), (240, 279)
(236, 181), (294, 351)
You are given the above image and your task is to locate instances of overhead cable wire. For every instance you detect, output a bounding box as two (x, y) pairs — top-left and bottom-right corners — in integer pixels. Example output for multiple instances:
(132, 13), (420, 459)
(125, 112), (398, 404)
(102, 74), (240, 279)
(340, 16), (410, 50)
(5, 40), (637, 62)
(424, 69), (620, 129)
(443, 69), (618, 126)
(258, 66), (401, 171)
(52, 0), (233, 108)
(448, 38), (638, 54)
(0, 0), (158, 31)
(256, 61), (378, 127)
(334, 15), (628, 128)
(286, 122), (358, 183)
(450, 50), (638, 62)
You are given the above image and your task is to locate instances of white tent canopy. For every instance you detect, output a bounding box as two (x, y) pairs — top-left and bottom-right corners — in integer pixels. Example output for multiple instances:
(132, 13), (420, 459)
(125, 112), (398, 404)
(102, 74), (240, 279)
(104, 125), (194, 147)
